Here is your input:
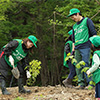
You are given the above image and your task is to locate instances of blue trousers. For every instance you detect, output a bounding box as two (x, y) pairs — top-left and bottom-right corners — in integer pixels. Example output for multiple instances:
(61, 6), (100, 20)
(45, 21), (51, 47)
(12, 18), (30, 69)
(95, 82), (100, 98)
(75, 48), (92, 86)
(68, 60), (76, 79)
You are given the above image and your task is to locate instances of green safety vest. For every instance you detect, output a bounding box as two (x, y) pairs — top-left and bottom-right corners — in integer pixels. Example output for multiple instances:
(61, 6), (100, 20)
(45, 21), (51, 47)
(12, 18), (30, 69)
(63, 41), (73, 68)
(5, 39), (27, 68)
(92, 50), (100, 84)
(73, 17), (89, 46)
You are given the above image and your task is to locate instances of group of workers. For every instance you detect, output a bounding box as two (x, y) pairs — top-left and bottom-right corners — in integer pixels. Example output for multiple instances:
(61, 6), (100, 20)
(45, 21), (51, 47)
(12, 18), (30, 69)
(63, 8), (100, 100)
(0, 7), (100, 100)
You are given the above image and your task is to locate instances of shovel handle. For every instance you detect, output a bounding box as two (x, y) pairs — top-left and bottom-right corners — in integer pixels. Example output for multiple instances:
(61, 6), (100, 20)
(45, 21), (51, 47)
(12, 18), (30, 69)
(12, 65), (15, 69)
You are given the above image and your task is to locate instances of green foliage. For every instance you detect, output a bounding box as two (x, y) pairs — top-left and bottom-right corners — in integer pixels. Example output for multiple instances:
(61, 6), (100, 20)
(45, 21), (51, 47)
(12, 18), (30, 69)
(54, 0), (100, 38)
(65, 56), (70, 61)
(79, 61), (86, 66)
(81, 67), (93, 78)
(65, 55), (74, 63)
(76, 63), (81, 69)
(14, 0), (32, 2)
(65, 54), (94, 85)
(81, 67), (89, 73)
(65, 54), (90, 74)
(71, 58), (77, 65)
(89, 81), (95, 86)
(48, 18), (63, 25)
(0, 0), (13, 20)
(65, 54), (86, 69)
(85, 81), (95, 90)
(14, 97), (25, 100)
(62, 74), (68, 79)
(25, 60), (41, 85)
(87, 85), (94, 90)
(0, 0), (100, 85)
(72, 75), (78, 85)
(69, 55), (74, 59)
(75, 61), (85, 68)
(65, 53), (95, 86)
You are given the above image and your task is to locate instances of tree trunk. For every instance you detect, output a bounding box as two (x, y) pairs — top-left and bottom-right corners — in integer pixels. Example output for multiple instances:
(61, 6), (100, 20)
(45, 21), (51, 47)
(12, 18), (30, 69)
(50, 12), (61, 85)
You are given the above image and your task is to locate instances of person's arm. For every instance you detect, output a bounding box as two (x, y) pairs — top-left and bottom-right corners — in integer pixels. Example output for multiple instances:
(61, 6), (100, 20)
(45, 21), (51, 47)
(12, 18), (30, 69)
(72, 29), (75, 42)
(2, 40), (19, 67)
(64, 43), (70, 54)
(72, 29), (75, 52)
(72, 43), (75, 51)
(2, 40), (18, 56)
(87, 54), (100, 75)
(21, 54), (29, 69)
(21, 54), (31, 78)
(87, 18), (97, 37)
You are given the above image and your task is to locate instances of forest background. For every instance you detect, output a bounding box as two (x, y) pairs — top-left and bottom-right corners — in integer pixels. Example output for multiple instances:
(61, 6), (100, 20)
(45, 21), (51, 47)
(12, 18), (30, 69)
(0, 0), (100, 86)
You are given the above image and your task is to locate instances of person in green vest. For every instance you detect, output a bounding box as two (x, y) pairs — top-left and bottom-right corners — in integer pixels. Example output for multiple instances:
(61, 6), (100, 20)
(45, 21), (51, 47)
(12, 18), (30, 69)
(86, 36), (100, 100)
(67, 8), (97, 89)
(0, 35), (38, 95)
(63, 30), (76, 88)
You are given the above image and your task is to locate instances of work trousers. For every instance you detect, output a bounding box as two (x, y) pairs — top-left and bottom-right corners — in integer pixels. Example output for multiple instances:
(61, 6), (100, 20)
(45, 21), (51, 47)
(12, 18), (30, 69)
(75, 48), (92, 86)
(67, 60), (76, 79)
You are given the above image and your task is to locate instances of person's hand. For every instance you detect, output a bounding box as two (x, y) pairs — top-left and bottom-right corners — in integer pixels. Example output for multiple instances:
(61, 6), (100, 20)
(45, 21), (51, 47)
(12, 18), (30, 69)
(9, 55), (14, 66)
(26, 70), (31, 78)
(86, 70), (91, 75)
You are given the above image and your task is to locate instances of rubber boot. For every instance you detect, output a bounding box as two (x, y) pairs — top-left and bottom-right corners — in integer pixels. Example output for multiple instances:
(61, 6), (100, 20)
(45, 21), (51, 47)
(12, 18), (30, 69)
(18, 78), (31, 93)
(0, 80), (11, 95)
(62, 78), (73, 88)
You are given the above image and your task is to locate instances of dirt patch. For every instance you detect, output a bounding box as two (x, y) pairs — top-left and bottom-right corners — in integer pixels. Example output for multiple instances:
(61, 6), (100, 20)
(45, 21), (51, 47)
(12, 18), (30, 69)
(0, 85), (96, 100)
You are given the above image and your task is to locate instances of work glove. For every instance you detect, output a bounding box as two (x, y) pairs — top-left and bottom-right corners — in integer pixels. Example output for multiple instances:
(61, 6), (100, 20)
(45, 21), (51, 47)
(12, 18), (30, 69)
(86, 70), (91, 75)
(9, 55), (14, 66)
(26, 70), (31, 78)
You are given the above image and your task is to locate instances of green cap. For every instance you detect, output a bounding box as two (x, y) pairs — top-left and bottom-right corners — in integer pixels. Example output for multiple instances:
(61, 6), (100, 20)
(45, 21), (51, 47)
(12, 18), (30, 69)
(68, 30), (73, 35)
(67, 8), (80, 17)
(89, 36), (100, 47)
(28, 35), (38, 48)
